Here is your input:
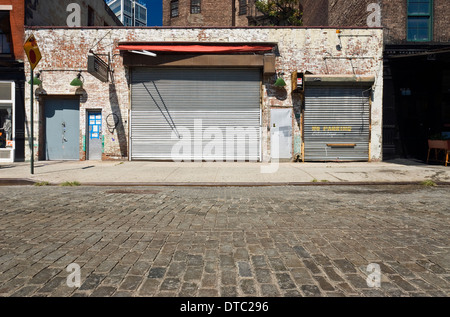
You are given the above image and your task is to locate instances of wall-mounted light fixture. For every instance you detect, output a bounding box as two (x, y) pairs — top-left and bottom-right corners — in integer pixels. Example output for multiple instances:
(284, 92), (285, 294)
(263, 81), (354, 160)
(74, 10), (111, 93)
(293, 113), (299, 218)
(70, 72), (84, 87)
(28, 72), (42, 85)
(274, 72), (286, 87)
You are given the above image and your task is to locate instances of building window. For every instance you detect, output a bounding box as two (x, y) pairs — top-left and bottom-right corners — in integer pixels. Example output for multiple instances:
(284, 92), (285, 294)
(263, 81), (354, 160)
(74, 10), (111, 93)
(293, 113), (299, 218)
(407, 0), (433, 42)
(136, 4), (147, 24)
(0, 11), (11, 54)
(239, 0), (247, 16)
(0, 29), (10, 54)
(123, 0), (133, 15)
(191, 0), (201, 14)
(171, 0), (179, 18)
(109, 0), (121, 15)
(0, 82), (14, 153)
(123, 15), (132, 26)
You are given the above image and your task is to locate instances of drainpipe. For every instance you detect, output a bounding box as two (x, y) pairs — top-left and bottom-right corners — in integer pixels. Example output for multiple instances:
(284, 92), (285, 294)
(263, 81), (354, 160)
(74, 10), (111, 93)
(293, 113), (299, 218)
(231, 0), (236, 26)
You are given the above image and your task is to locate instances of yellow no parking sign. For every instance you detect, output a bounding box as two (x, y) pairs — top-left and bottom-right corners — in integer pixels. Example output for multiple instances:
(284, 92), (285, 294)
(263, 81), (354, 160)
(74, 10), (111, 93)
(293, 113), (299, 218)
(24, 34), (42, 70)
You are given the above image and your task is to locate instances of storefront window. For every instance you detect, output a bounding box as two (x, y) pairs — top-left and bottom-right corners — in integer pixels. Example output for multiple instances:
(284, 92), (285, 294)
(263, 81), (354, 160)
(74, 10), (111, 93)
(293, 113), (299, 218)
(0, 82), (13, 150)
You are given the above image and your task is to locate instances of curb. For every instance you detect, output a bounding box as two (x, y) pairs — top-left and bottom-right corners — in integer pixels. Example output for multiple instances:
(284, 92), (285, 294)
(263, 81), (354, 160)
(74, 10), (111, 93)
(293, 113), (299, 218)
(40, 181), (450, 187)
(0, 179), (36, 186)
(1, 179), (449, 187)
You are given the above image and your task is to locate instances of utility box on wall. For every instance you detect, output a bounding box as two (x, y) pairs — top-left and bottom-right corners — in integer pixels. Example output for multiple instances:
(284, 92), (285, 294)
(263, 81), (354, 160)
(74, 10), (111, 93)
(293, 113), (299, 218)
(292, 71), (304, 93)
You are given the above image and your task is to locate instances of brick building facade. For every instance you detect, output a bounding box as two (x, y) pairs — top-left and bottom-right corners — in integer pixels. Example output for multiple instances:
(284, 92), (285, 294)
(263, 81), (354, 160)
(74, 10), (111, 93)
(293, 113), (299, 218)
(23, 26), (384, 163)
(299, 0), (328, 26)
(25, 0), (121, 27)
(300, 0), (450, 161)
(0, 0), (121, 162)
(162, 0), (258, 27)
(306, 0), (450, 44)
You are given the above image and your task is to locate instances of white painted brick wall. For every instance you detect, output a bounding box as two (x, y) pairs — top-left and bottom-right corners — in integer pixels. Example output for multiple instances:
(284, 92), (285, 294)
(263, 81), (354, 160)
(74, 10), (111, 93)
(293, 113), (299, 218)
(24, 27), (384, 162)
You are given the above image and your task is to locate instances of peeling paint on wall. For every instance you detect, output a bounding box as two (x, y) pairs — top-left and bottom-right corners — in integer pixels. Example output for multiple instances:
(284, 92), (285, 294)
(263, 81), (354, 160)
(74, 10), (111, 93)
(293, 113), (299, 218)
(24, 27), (384, 162)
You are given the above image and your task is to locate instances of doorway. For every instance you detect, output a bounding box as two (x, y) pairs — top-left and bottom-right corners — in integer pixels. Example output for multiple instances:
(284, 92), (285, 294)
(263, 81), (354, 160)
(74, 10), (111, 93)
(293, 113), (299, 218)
(44, 98), (80, 160)
(86, 110), (102, 160)
(270, 108), (293, 161)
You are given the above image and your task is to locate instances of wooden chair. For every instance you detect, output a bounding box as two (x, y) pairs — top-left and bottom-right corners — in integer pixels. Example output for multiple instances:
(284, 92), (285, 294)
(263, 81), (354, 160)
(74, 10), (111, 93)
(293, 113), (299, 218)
(427, 140), (450, 167)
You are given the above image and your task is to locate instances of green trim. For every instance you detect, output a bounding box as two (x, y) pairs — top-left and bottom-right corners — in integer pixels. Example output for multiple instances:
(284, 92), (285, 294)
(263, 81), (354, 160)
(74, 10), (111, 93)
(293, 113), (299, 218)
(406, 0), (433, 42)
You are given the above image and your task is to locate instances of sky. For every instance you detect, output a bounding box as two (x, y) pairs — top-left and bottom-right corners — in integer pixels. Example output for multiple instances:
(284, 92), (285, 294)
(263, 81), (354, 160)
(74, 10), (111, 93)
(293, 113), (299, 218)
(141, 0), (163, 26)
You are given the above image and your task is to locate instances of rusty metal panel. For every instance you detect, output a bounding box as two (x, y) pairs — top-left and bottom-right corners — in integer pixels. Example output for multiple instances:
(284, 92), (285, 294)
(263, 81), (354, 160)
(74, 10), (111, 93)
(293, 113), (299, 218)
(304, 86), (371, 161)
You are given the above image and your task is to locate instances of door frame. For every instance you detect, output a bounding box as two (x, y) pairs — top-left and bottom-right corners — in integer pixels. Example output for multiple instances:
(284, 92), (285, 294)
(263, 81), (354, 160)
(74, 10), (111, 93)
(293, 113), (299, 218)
(270, 108), (293, 161)
(41, 95), (80, 161)
(303, 85), (372, 162)
(129, 67), (262, 162)
(86, 109), (103, 161)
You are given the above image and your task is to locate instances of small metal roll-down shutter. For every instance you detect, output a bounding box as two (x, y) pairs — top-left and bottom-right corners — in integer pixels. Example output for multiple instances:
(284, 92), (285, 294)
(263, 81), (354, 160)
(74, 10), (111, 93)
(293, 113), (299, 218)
(304, 85), (372, 161)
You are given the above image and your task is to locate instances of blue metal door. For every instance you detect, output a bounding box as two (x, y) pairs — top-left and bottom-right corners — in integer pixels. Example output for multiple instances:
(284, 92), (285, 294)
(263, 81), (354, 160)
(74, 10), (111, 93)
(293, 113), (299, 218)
(45, 99), (80, 160)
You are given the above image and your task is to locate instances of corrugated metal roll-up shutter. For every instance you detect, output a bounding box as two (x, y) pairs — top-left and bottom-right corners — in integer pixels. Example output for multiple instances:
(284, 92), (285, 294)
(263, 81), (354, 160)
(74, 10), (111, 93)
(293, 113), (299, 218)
(131, 68), (261, 161)
(304, 86), (371, 161)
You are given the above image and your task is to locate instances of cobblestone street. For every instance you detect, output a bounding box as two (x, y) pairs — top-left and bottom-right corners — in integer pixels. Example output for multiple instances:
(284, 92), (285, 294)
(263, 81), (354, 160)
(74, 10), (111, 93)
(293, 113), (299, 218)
(0, 185), (449, 298)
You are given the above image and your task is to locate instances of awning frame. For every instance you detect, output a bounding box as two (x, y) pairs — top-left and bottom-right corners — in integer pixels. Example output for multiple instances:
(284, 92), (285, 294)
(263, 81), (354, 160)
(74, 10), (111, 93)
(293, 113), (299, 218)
(117, 42), (278, 54)
(119, 42), (278, 74)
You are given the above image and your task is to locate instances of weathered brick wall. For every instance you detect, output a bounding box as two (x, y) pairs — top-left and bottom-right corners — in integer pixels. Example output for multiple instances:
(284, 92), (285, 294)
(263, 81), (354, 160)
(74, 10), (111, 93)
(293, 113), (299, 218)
(306, 0), (450, 44)
(382, 0), (450, 43)
(300, 0), (329, 26)
(432, 0), (450, 43)
(0, 0), (25, 60)
(24, 27), (384, 162)
(327, 0), (373, 27)
(381, 0), (407, 43)
(163, 0), (235, 27)
(235, 0), (250, 27)
(25, 0), (122, 27)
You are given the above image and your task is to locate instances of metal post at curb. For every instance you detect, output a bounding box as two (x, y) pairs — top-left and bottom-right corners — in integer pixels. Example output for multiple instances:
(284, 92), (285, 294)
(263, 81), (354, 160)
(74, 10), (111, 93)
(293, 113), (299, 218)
(24, 34), (41, 175)
(30, 67), (34, 175)
(23, 34), (42, 175)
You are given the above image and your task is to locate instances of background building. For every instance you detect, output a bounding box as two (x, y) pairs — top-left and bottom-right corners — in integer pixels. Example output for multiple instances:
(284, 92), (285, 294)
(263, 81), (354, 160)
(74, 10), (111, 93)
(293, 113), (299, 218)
(162, 0), (260, 26)
(25, 0), (122, 27)
(0, 0), (122, 162)
(107, 0), (148, 26)
(301, 0), (450, 161)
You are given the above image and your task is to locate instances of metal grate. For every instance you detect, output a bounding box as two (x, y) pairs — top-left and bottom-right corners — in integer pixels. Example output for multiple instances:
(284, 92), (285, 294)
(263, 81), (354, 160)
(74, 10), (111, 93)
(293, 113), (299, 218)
(304, 86), (371, 161)
(131, 68), (261, 162)
(0, 149), (11, 159)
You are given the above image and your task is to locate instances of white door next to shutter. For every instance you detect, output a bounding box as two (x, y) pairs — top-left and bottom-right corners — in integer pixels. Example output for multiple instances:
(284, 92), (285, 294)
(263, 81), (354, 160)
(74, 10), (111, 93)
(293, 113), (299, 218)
(270, 108), (293, 160)
(131, 68), (261, 161)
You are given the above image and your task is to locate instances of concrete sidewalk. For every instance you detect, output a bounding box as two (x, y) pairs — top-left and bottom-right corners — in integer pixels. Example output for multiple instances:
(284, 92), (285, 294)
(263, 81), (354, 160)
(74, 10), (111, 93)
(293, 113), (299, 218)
(1, 159), (449, 186)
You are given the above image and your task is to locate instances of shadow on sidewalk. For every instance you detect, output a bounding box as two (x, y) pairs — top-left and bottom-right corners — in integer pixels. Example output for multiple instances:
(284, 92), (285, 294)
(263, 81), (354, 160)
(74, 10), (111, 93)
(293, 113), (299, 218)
(383, 158), (430, 167)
